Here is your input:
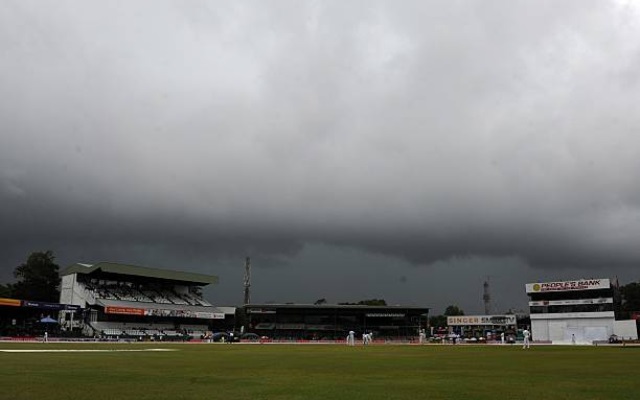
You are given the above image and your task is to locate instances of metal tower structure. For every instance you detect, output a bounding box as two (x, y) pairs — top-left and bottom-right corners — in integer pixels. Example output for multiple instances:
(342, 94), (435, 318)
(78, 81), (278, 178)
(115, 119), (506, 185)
(483, 279), (491, 315)
(243, 257), (251, 305)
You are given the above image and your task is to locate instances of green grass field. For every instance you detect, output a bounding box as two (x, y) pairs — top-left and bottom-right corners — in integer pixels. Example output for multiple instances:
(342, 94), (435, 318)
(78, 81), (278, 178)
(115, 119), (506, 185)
(1, 342), (639, 400)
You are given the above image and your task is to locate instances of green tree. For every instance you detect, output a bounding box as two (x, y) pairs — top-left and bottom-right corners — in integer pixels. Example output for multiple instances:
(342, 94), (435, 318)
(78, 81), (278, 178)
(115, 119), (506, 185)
(339, 299), (387, 306)
(429, 305), (465, 330)
(621, 282), (640, 315)
(0, 283), (12, 298)
(429, 315), (447, 328)
(357, 299), (386, 306)
(11, 251), (61, 302)
(444, 305), (464, 316)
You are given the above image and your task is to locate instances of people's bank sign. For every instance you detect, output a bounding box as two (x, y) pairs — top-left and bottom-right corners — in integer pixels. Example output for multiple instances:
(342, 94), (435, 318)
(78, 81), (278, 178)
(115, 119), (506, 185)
(525, 279), (610, 294)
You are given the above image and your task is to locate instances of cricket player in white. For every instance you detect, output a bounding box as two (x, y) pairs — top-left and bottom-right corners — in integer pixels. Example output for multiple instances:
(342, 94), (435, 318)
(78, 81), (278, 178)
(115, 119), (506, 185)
(500, 332), (505, 345)
(347, 330), (355, 346)
(522, 329), (530, 349)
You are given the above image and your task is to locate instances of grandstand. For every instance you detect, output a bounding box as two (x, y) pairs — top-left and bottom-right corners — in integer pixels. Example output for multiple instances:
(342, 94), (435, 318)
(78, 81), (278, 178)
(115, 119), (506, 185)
(245, 303), (430, 340)
(59, 262), (235, 340)
(526, 278), (638, 343)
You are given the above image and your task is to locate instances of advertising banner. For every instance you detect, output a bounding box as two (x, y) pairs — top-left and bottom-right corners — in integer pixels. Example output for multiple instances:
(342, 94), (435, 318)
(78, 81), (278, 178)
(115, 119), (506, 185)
(104, 304), (226, 319)
(22, 300), (66, 310)
(141, 308), (224, 319)
(105, 306), (145, 316)
(247, 308), (276, 314)
(0, 298), (82, 310)
(447, 315), (516, 326)
(0, 298), (21, 307)
(529, 298), (613, 306)
(525, 279), (610, 294)
(194, 312), (225, 319)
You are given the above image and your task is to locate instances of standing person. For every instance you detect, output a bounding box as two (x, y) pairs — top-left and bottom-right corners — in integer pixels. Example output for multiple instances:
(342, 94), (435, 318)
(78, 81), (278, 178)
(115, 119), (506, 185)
(347, 330), (355, 346)
(362, 332), (368, 346)
(43, 331), (48, 343)
(501, 332), (505, 345)
(522, 328), (531, 349)
(571, 334), (576, 345)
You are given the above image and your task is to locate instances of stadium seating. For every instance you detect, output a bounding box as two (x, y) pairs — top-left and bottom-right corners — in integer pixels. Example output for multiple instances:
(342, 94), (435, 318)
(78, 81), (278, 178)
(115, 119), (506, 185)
(87, 281), (212, 307)
(91, 321), (199, 340)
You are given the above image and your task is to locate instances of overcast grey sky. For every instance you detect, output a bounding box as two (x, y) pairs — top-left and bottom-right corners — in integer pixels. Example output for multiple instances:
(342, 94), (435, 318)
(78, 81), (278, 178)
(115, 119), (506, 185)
(1, 1), (640, 314)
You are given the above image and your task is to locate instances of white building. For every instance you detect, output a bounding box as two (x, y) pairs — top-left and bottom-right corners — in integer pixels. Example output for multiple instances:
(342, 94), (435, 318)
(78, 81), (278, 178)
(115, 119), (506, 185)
(58, 262), (235, 338)
(526, 278), (637, 344)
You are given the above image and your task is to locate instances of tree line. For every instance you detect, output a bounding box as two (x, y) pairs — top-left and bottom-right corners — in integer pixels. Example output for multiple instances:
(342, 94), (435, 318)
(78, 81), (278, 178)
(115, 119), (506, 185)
(2, 251), (640, 318)
(0, 251), (61, 303)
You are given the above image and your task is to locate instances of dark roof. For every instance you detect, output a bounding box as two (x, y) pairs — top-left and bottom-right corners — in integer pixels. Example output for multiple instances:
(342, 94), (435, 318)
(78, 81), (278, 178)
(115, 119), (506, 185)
(60, 262), (219, 285)
(245, 303), (429, 311)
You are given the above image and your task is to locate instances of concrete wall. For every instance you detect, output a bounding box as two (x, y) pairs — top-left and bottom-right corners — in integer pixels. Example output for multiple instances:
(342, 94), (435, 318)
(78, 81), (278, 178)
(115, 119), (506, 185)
(59, 274), (73, 305)
(59, 273), (92, 307)
(613, 320), (638, 340)
(531, 313), (615, 343)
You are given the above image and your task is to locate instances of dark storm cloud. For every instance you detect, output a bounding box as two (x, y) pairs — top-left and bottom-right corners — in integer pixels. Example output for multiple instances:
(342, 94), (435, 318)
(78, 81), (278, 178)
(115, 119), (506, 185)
(2, 0), (640, 300)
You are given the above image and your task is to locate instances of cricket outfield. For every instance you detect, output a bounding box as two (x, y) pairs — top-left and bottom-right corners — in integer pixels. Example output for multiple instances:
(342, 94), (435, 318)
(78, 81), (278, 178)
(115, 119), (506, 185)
(1, 342), (638, 400)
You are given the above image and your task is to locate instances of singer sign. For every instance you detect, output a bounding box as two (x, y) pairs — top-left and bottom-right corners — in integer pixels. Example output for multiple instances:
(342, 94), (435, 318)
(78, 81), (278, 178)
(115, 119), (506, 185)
(447, 315), (516, 326)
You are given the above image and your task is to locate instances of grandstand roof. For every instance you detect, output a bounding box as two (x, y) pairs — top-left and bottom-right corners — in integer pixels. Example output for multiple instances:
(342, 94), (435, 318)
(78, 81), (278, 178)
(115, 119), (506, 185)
(61, 262), (219, 285)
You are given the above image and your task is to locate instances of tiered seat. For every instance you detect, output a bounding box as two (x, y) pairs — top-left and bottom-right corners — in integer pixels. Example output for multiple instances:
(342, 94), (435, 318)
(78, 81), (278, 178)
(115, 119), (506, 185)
(166, 294), (188, 305)
(181, 294), (199, 306)
(91, 281), (215, 308)
(103, 328), (124, 336)
(96, 288), (118, 300)
(141, 289), (171, 304)
(196, 298), (212, 307)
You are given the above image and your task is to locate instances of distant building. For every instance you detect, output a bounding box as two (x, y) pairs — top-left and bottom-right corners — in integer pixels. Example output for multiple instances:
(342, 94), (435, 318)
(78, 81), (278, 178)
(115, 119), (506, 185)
(245, 303), (429, 340)
(525, 278), (637, 343)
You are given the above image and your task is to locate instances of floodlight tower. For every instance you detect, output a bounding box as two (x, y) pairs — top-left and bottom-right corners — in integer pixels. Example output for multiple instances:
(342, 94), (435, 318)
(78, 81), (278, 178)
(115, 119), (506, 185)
(243, 257), (251, 305)
(483, 279), (491, 315)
